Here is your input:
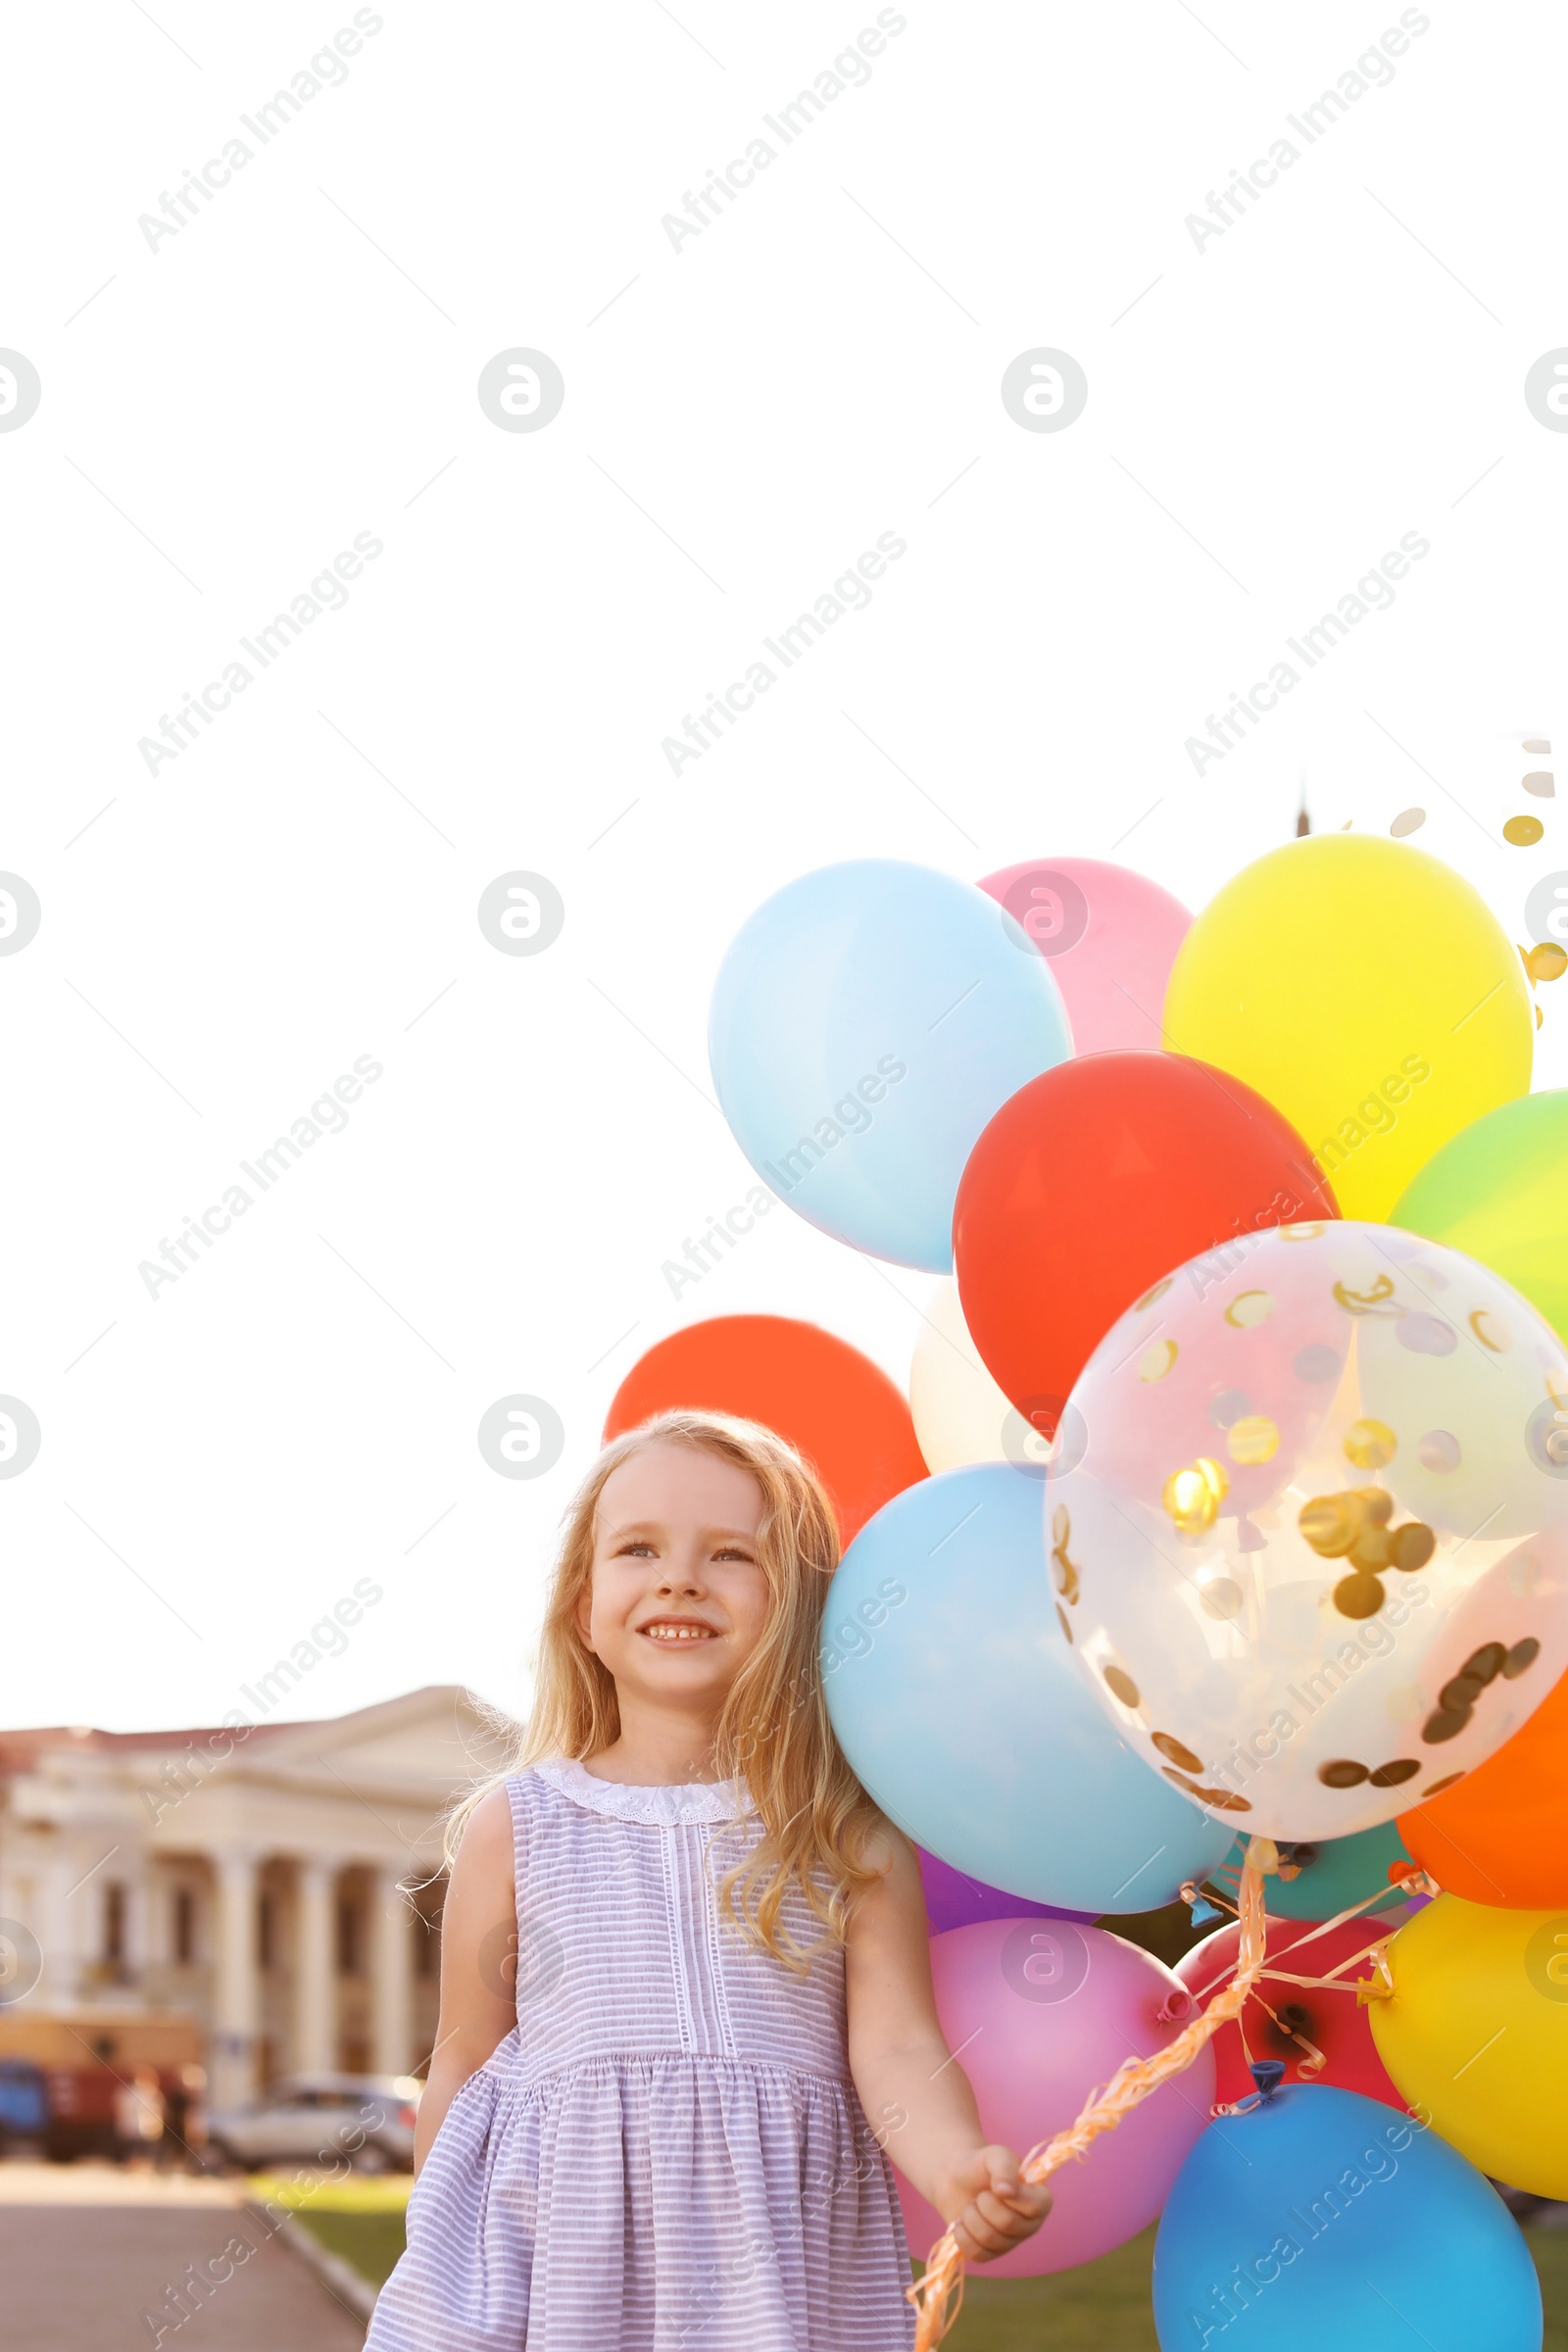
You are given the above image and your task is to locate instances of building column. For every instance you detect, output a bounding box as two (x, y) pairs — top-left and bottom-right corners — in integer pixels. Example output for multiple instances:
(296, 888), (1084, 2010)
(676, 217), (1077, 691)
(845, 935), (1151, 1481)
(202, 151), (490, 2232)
(37, 1852), (79, 2006)
(370, 1867), (414, 2079)
(211, 1852), (261, 2110)
(293, 1860), (338, 2076)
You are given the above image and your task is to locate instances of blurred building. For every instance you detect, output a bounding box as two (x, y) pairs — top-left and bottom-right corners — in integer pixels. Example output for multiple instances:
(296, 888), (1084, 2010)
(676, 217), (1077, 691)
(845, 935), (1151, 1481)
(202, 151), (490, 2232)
(0, 1688), (514, 2107)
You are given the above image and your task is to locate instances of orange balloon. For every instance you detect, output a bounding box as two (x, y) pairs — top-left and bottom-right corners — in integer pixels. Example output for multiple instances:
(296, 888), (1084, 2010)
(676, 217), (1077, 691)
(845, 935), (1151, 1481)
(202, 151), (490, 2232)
(604, 1315), (927, 1543)
(1398, 1662), (1568, 1906)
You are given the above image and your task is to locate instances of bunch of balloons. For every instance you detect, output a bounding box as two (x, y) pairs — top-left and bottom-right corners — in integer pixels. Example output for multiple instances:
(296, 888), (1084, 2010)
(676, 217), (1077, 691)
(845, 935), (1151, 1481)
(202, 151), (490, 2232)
(607, 837), (1568, 2350)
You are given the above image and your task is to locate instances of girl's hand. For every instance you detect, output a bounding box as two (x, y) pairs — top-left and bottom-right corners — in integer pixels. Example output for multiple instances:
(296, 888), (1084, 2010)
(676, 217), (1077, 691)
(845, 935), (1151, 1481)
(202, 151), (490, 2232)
(935, 2144), (1053, 2263)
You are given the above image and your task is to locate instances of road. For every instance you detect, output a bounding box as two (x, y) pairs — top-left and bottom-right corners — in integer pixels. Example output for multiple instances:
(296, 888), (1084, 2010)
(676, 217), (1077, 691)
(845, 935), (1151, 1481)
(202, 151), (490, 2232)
(0, 2162), (367, 2350)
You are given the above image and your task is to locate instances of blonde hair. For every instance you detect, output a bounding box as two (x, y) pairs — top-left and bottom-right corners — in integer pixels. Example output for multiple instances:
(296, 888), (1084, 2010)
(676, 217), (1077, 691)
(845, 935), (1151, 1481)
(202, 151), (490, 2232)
(447, 1410), (887, 1970)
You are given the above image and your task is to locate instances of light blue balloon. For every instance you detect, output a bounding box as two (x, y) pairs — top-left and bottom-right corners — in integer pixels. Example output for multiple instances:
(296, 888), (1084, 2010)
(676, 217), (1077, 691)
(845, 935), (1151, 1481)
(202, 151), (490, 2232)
(1153, 2083), (1541, 2352)
(1217, 1824), (1414, 1923)
(821, 1464), (1232, 1914)
(709, 859), (1071, 1272)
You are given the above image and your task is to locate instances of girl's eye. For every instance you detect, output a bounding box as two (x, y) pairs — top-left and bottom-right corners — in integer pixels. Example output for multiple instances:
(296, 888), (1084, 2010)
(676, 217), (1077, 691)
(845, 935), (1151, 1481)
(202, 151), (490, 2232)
(616, 1541), (657, 1557)
(713, 1546), (757, 1563)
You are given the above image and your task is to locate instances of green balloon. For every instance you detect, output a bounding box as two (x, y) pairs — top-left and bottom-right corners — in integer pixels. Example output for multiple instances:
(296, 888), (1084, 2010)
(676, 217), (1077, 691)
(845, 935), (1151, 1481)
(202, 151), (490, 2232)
(1391, 1089), (1568, 1345)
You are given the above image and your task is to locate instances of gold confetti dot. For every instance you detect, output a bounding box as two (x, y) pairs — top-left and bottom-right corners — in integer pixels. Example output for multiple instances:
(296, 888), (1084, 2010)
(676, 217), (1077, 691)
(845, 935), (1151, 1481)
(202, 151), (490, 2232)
(1200, 1577), (1245, 1621)
(1469, 1307), (1512, 1352)
(1055, 1602), (1073, 1645)
(1135, 1277), (1174, 1312)
(1138, 1338), (1178, 1382)
(1103, 1664), (1140, 1707)
(1368, 1758), (1419, 1788)
(1163, 1456), (1228, 1535)
(1226, 1414), (1279, 1465)
(1423, 1772), (1464, 1797)
(1345, 1418), (1396, 1470)
(1334, 1275), (1397, 1315)
(1422, 1708), (1469, 1744)
(1152, 1731), (1203, 1773)
(1504, 814), (1544, 846)
(1162, 1770), (1252, 1812)
(1225, 1289), (1274, 1329)
(1527, 941), (1568, 984)
(1350, 1523), (1392, 1571)
(1318, 1759), (1368, 1788)
(1334, 1570), (1386, 1620)
(1280, 1223), (1327, 1242)
(1050, 1504), (1081, 1604)
(1388, 1521), (1435, 1572)
(1539, 1004), (1545, 1030)
(1300, 1494), (1362, 1557)
(1390, 808), (1426, 838)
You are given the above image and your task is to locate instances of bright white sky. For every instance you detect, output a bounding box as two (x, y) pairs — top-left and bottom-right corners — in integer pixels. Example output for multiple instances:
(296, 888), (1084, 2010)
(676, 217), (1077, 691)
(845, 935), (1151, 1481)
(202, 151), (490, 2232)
(3, 0), (1565, 1732)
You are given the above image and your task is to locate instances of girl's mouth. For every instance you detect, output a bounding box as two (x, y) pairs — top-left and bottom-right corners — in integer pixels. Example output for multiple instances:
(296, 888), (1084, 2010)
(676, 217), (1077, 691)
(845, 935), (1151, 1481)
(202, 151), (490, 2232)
(638, 1619), (718, 1643)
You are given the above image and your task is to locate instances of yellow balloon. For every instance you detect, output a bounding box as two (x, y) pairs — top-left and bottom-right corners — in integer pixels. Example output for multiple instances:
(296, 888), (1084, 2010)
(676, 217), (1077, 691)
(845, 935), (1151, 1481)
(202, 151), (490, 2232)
(1370, 1892), (1568, 2197)
(907, 1277), (1015, 1472)
(1163, 836), (1532, 1220)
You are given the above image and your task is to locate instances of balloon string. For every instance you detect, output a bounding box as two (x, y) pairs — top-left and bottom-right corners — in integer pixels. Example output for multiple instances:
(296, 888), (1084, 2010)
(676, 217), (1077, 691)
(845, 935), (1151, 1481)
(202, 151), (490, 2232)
(906, 1850), (1271, 2352)
(1176, 1871), (1435, 2012)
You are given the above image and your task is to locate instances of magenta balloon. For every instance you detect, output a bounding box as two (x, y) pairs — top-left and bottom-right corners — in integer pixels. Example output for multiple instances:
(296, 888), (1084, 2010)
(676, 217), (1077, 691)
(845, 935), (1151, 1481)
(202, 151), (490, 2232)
(917, 1848), (1096, 1936)
(978, 857), (1192, 1055)
(894, 1919), (1213, 2278)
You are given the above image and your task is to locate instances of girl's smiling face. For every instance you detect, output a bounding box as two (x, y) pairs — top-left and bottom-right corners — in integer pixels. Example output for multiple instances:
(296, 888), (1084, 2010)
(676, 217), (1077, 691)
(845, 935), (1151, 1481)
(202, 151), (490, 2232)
(577, 1440), (772, 1711)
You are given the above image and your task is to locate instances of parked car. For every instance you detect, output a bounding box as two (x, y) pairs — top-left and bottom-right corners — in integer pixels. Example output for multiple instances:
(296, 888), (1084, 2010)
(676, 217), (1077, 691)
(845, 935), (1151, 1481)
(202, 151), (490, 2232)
(207, 2072), (421, 2172)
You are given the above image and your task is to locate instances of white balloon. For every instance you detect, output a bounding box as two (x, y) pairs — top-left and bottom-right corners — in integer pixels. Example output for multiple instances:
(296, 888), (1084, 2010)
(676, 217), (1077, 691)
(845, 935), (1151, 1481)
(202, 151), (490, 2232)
(909, 1278), (1021, 1472)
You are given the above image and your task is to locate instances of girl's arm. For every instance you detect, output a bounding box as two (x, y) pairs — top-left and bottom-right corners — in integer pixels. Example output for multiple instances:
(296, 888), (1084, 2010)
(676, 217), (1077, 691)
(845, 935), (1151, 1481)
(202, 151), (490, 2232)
(845, 1825), (1052, 2263)
(414, 1786), (518, 2176)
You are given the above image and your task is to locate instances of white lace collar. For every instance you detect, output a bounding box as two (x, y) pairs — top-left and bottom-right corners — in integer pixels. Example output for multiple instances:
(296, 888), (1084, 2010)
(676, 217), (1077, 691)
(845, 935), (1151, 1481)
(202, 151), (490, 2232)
(531, 1755), (756, 1826)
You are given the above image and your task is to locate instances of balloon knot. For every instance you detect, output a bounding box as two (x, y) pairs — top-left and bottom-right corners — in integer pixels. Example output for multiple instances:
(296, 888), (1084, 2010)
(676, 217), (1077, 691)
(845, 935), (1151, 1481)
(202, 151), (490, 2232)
(1249, 2060), (1287, 2101)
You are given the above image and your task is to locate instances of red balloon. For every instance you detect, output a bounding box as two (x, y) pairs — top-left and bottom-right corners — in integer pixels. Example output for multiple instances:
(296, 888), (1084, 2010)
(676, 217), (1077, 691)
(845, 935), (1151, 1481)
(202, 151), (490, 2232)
(1173, 1916), (1405, 2109)
(952, 1051), (1338, 1420)
(603, 1315), (926, 1543)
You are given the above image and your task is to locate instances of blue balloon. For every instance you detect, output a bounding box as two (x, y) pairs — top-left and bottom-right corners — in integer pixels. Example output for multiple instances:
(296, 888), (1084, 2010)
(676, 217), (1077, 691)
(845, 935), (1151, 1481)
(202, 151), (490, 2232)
(821, 1463), (1232, 1913)
(1216, 1824), (1415, 1923)
(709, 859), (1071, 1271)
(1153, 2083), (1541, 2352)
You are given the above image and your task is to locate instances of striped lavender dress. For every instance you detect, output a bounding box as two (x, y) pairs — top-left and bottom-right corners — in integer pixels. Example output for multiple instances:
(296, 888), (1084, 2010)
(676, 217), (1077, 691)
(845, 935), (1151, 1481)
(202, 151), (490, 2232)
(367, 1760), (915, 2351)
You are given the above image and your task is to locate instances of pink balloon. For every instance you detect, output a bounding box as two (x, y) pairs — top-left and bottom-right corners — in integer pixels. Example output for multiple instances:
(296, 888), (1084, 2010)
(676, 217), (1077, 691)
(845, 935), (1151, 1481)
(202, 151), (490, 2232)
(894, 1919), (1214, 2278)
(979, 858), (1192, 1055)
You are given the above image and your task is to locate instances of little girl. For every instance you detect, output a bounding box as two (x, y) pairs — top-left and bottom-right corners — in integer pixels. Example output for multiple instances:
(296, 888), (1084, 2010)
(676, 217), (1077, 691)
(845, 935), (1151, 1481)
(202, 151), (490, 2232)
(368, 1409), (1051, 2350)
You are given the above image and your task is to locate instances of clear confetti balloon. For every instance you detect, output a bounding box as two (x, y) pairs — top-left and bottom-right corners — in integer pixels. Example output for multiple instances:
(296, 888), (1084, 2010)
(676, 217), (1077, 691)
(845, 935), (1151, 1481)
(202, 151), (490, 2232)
(1051, 1221), (1568, 1840)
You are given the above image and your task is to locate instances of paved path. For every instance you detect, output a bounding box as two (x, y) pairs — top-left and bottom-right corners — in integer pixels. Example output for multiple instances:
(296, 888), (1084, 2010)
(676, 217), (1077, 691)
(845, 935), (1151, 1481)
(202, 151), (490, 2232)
(0, 2164), (366, 2350)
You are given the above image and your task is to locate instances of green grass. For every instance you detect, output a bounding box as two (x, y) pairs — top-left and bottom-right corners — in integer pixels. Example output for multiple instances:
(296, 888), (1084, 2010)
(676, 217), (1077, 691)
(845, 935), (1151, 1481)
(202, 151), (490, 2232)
(932, 2224), (1568, 2349)
(934, 2228), (1161, 2349)
(292, 2207), (411, 2288)
(286, 2194), (1568, 2339)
